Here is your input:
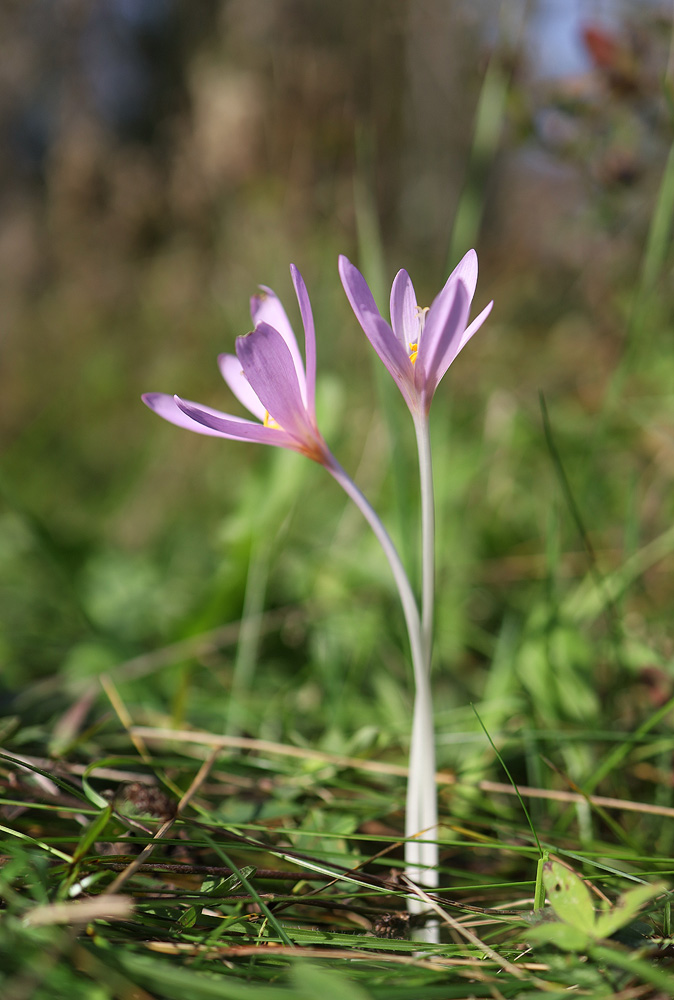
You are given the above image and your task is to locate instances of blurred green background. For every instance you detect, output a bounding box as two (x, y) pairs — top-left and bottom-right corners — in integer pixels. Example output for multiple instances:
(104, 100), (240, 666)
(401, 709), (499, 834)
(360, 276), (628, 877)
(1, 0), (673, 776)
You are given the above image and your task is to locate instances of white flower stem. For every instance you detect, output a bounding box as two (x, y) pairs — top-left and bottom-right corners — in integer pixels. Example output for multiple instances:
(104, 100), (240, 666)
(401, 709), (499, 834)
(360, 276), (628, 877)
(325, 449), (438, 942)
(409, 414), (439, 936)
(414, 415), (435, 660)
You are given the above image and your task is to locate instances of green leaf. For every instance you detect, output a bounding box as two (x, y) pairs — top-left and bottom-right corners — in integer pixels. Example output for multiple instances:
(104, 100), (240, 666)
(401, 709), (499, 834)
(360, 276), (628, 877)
(176, 906), (198, 929)
(593, 882), (665, 940)
(82, 760), (114, 809)
(291, 963), (374, 1000)
(542, 861), (596, 933)
(590, 943), (674, 994)
(72, 805), (113, 865)
(201, 867), (256, 897)
(526, 921), (591, 952)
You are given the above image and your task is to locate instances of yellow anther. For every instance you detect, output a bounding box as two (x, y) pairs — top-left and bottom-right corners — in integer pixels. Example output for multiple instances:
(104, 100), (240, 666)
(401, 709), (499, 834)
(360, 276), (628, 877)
(264, 411), (282, 430)
(408, 306), (428, 365)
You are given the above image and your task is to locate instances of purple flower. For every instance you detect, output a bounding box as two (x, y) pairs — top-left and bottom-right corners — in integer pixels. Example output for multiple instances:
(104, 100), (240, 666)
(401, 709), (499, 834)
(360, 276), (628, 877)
(142, 266), (329, 464)
(338, 250), (493, 416)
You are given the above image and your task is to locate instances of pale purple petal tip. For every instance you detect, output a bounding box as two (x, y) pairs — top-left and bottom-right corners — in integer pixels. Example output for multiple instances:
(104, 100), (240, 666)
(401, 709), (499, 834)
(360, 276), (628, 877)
(444, 248), (478, 301)
(390, 269), (419, 351)
(142, 392), (230, 437)
(339, 254), (417, 411)
(459, 299), (493, 352)
(250, 285), (289, 333)
(338, 255), (382, 321)
(174, 395), (294, 448)
(290, 263), (316, 415)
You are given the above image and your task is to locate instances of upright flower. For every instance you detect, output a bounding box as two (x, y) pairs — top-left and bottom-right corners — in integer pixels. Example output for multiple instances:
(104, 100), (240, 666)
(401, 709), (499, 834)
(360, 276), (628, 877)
(142, 259), (462, 943)
(338, 250), (493, 417)
(340, 251), (494, 937)
(142, 265), (327, 465)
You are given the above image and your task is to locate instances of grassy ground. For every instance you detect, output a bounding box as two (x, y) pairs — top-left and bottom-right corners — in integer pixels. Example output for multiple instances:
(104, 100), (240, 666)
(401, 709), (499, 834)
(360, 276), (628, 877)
(2, 5), (674, 997)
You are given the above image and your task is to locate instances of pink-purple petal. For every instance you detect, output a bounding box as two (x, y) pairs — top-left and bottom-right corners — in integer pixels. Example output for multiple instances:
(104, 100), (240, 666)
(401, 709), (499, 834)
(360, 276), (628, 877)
(338, 255), (383, 323)
(416, 280), (471, 398)
(340, 248), (491, 417)
(218, 353), (266, 422)
(339, 255), (414, 401)
(175, 396), (295, 447)
(442, 248), (478, 301)
(250, 286), (307, 404)
(250, 286), (296, 343)
(235, 323), (314, 443)
(458, 299), (493, 352)
(290, 264), (316, 416)
(390, 269), (419, 352)
(142, 392), (236, 437)
(356, 309), (417, 409)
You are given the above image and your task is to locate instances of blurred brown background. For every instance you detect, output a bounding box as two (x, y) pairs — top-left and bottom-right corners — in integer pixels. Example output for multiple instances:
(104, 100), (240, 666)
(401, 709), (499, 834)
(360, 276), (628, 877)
(2, 0), (673, 700)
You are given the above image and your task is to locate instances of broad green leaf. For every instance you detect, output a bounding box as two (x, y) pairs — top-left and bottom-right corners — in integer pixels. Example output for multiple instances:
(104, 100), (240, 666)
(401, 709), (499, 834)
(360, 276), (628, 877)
(593, 882), (665, 940)
(292, 964), (374, 999)
(526, 921), (590, 952)
(542, 861), (595, 933)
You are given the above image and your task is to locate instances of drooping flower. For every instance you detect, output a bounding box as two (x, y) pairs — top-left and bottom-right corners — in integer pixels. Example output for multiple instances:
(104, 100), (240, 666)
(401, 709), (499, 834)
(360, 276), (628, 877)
(142, 266), (328, 464)
(338, 250), (493, 416)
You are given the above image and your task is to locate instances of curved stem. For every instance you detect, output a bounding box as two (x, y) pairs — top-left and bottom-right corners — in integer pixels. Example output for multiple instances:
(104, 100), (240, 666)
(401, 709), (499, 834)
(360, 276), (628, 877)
(325, 453), (425, 690)
(325, 449), (438, 940)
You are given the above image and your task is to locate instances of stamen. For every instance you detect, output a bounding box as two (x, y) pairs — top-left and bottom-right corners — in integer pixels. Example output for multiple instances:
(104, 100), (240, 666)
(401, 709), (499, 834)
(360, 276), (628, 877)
(409, 306), (429, 365)
(264, 411), (282, 430)
(416, 304), (429, 326)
